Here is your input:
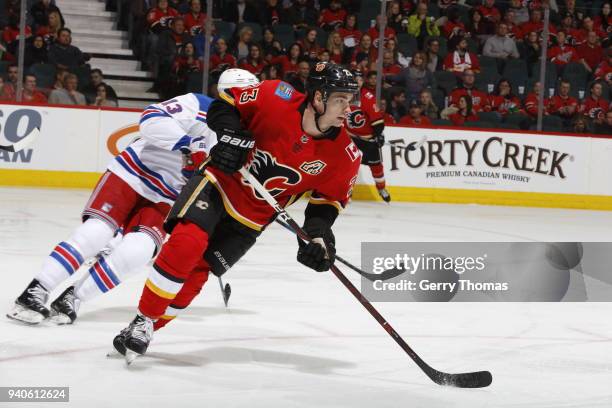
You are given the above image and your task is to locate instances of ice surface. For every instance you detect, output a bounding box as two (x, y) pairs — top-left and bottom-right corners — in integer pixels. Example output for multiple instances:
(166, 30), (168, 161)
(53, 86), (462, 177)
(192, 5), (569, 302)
(0, 187), (611, 408)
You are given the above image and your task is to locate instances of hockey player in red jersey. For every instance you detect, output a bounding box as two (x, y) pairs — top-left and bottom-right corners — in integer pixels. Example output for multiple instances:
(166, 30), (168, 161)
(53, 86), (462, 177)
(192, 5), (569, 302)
(344, 70), (390, 202)
(112, 62), (361, 362)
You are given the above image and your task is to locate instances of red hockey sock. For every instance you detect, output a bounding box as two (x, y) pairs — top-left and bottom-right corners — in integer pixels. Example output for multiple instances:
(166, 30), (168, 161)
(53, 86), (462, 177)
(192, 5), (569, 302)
(139, 221), (209, 319)
(369, 163), (386, 190)
(154, 260), (210, 331)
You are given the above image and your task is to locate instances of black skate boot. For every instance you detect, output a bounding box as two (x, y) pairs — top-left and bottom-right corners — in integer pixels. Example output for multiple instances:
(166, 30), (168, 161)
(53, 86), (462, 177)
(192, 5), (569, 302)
(49, 286), (80, 325)
(377, 188), (391, 203)
(119, 314), (154, 364)
(6, 279), (50, 324)
(112, 326), (130, 356)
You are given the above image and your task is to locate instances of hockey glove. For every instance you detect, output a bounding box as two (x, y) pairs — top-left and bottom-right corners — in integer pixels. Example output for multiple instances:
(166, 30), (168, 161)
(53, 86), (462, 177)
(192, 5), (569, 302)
(297, 218), (336, 272)
(375, 132), (385, 148)
(180, 136), (209, 179)
(209, 128), (255, 174)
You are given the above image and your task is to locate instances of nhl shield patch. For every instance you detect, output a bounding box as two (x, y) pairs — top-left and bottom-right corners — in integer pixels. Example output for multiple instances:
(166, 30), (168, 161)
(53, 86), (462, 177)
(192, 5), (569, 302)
(299, 160), (326, 175)
(274, 82), (294, 101)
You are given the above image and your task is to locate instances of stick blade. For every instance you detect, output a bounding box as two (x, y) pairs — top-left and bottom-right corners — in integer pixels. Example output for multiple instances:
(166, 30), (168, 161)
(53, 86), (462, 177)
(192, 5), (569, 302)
(432, 370), (492, 388)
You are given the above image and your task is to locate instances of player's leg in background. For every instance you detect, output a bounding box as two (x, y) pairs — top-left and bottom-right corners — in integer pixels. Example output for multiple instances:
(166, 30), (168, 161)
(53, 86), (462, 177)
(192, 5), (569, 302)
(6, 172), (133, 324)
(351, 136), (391, 202)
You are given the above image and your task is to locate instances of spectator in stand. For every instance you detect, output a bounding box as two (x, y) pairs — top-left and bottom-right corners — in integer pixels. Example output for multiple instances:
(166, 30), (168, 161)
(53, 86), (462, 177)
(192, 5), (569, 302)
(547, 79), (578, 126)
(50, 67), (68, 93)
(299, 27), (322, 60)
(222, 0), (259, 24)
(382, 50), (402, 75)
(239, 44), (267, 75)
(2, 14), (32, 54)
(548, 30), (579, 68)
(524, 80), (543, 118)
(90, 83), (118, 107)
(337, 14), (361, 48)
(386, 51), (434, 102)
(24, 35), (48, 67)
(48, 73), (86, 105)
(406, 3), (440, 47)
(319, 0), (346, 31)
(147, 0), (179, 34)
(558, 12), (581, 46)
(260, 64), (280, 80)
(0, 43), (15, 63)
(483, 23), (520, 60)
(269, 42), (302, 79)
(380, 98), (396, 124)
(30, 0), (64, 30)
(399, 100), (433, 126)
(82, 69), (118, 105)
(466, 9), (493, 46)
(489, 78), (522, 117)
(363, 70), (378, 94)
(350, 33), (375, 67)
(288, 60), (310, 93)
(425, 37), (444, 73)
(261, 27), (281, 59)
(36, 10), (63, 45)
(317, 49), (330, 62)
(559, 0), (585, 24)
(580, 81), (609, 124)
(0, 77), (15, 101)
(387, 88), (407, 122)
(578, 16), (607, 44)
(595, 50), (612, 84)
(444, 37), (481, 74)
(386, 1), (406, 33)
(260, 0), (283, 27)
(594, 3), (611, 38)
(577, 31), (604, 74)
(283, 0), (318, 30)
(5, 64), (18, 94)
(171, 42), (202, 94)
(438, 0), (459, 14)
(502, 9), (522, 39)
(183, 0), (205, 36)
(48, 28), (89, 70)
(449, 69), (490, 112)
(156, 16), (191, 96)
(593, 109), (612, 134)
(232, 26), (254, 61)
(385, 38), (410, 68)
(508, 0), (530, 25)
(326, 32), (344, 64)
(571, 115), (589, 132)
(478, 0), (501, 24)
(419, 89), (439, 119)
(443, 7), (467, 40)
(367, 15), (396, 49)
(448, 95), (478, 125)
(518, 8), (556, 41)
(523, 31), (543, 71)
(210, 38), (237, 72)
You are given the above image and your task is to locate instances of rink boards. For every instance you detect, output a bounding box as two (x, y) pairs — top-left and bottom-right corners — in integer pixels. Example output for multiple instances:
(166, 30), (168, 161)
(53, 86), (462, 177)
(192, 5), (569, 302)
(0, 102), (611, 210)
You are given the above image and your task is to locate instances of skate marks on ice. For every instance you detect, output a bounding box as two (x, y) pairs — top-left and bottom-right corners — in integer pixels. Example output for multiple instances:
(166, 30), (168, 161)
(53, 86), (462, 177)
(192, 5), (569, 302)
(77, 306), (256, 323)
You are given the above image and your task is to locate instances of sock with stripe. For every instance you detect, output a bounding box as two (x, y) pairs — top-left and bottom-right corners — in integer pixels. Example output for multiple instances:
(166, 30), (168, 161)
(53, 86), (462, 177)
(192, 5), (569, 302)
(35, 218), (115, 292)
(75, 231), (157, 301)
(369, 163), (386, 190)
(139, 221), (210, 319)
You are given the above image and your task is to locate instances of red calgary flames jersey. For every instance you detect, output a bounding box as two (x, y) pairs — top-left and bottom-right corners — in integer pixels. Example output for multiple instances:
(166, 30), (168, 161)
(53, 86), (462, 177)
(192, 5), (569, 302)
(344, 90), (384, 139)
(208, 80), (362, 231)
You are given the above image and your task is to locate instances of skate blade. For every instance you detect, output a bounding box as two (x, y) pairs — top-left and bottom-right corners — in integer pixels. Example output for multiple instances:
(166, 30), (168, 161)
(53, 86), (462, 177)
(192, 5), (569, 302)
(106, 349), (123, 358)
(6, 305), (46, 325)
(124, 349), (141, 365)
(48, 313), (73, 325)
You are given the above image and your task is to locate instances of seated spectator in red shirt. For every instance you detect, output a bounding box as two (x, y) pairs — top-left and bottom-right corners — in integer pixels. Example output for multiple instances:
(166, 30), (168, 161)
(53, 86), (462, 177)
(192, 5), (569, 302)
(183, 0), (206, 36)
(350, 34), (376, 67)
(577, 31), (604, 74)
(576, 16), (608, 44)
(326, 31), (345, 64)
(518, 8), (556, 41)
(548, 31), (579, 67)
(35, 10), (63, 45)
(444, 37), (481, 74)
(337, 14), (362, 48)
(269, 43), (302, 79)
(443, 7), (467, 40)
(171, 42), (202, 83)
(594, 2), (611, 34)
(0, 76), (15, 101)
(319, 0), (346, 31)
(210, 38), (237, 72)
(367, 15), (396, 49)
(147, 0), (179, 34)
(501, 9), (522, 39)
(239, 44), (267, 76)
(489, 79), (523, 116)
(260, 0), (283, 27)
(557, 12), (582, 46)
(524, 81), (543, 118)
(382, 50), (402, 75)
(449, 69), (490, 112)
(299, 27), (322, 60)
(5, 64), (19, 94)
(546, 80), (578, 121)
(478, 0), (501, 24)
(595, 50), (612, 84)
(399, 101), (433, 126)
(448, 95), (479, 125)
(580, 81), (610, 123)
(2, 15), (32, 54)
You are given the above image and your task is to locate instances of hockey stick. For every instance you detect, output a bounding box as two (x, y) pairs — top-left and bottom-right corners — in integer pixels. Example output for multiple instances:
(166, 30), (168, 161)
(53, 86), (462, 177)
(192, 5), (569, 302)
(217, 275), (231, 307)
(239, 167), (492, 388)
(385, 134), (427, 151)
(0, 127), (41, 152)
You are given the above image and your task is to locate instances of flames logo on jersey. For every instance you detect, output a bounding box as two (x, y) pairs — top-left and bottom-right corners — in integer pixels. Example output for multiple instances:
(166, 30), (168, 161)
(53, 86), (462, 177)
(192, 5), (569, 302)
(243, 149), (302, 199)
(346, 110), (366, 128)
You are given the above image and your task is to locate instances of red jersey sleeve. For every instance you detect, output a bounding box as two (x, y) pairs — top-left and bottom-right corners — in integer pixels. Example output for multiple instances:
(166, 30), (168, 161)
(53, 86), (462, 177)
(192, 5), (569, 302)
(361, 91), (384, 126)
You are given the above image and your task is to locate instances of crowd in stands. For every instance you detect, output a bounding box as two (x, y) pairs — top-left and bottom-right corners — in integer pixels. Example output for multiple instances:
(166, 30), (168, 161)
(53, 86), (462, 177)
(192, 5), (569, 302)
(1, 0), (611, 133)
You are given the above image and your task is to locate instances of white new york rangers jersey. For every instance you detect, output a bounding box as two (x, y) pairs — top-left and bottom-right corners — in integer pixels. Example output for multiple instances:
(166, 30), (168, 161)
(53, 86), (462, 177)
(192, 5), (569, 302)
(107, 93), (217, 205)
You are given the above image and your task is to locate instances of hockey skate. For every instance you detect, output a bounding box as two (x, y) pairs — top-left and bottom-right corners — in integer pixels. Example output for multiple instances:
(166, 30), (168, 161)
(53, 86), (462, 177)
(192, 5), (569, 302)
(49, 286), (80, 325)
(6, 279), (50, 324)
(114, 314), (154, 365)
(377, 188), (391, 203)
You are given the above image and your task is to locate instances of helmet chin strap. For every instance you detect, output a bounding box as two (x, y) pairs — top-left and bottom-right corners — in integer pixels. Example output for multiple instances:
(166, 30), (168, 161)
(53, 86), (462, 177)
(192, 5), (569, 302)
(313, 90), (330, 135)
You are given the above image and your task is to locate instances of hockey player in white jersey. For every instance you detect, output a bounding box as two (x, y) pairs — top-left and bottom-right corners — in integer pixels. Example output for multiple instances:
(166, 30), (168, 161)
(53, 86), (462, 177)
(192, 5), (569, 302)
(7, 69), (259, 325)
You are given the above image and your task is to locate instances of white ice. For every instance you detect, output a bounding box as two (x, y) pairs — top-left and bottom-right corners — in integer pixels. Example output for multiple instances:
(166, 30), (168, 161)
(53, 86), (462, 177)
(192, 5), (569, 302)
(0, 187), (611, 408)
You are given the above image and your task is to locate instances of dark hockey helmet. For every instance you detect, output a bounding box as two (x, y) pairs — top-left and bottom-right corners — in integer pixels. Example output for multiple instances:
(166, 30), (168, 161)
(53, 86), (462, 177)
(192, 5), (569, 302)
(306, 62), (359, 105)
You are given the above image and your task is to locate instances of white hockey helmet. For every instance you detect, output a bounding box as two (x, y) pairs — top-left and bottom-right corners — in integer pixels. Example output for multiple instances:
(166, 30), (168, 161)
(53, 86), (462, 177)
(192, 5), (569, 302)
(217, 68), (259, 94)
